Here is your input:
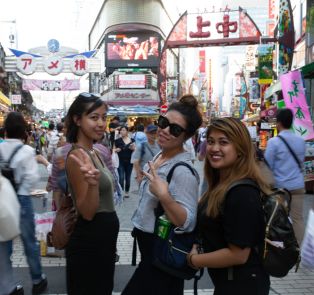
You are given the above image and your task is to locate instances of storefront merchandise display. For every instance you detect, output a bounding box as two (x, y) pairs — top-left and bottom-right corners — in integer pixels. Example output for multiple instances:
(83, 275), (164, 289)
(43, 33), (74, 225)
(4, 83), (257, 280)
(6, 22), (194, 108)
(304, 161), (314, 182)
(259, 129), (274, 150)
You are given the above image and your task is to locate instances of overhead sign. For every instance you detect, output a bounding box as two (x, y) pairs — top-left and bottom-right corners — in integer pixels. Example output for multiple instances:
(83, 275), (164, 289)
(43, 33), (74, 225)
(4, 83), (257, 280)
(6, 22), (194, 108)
(118, 68), (149, 72)
(118, 75), (146, 88)
(11, 95), (21, 104)
(22, 79), (80, 91)
(44, 55), (64, 76)
(17, 54), (36, 75)
(70, 55), (89, 76)
(246, 45), (256, 71)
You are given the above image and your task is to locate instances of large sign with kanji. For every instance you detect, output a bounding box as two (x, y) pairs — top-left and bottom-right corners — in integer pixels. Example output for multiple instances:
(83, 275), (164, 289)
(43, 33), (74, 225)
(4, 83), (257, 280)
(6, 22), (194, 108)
(281, 70), (314, 140)
(70, 55), (89, 76)
(17, 54), (36, 75)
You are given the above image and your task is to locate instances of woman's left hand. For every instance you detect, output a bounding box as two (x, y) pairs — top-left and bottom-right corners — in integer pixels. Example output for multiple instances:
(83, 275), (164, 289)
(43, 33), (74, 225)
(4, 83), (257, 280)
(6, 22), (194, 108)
(142, 161), (168, 200)
(186, 244), (203, 270)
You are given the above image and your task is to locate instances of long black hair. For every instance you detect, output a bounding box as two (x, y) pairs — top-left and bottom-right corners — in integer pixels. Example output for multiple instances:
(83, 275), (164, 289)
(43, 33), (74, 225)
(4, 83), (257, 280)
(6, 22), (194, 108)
(66, 94), (107, 143)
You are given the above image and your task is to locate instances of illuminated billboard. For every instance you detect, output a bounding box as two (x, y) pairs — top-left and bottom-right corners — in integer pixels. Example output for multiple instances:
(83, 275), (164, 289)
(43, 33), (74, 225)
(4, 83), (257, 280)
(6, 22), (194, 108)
(105, 32), (160, 68)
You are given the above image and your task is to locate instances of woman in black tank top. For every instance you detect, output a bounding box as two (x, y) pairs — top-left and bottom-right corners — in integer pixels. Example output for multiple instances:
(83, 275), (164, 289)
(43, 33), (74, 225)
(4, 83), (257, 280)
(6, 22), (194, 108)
(65, 93), (119, 295)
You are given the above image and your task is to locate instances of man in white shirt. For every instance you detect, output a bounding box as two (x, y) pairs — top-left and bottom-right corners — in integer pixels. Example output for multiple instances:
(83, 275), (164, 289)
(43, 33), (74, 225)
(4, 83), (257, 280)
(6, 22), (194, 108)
(47, 122), (64, 162)
(197, 121), (208, 144)
(0, 112), (47, 294)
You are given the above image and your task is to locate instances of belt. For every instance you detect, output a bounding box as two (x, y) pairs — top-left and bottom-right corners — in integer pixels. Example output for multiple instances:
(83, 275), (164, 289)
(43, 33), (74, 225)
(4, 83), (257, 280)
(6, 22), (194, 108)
(122, 159), (130, 161)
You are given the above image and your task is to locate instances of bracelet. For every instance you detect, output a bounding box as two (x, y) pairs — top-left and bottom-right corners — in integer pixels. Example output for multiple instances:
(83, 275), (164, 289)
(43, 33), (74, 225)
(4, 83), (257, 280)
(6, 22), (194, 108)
(190, 254), (197, 268)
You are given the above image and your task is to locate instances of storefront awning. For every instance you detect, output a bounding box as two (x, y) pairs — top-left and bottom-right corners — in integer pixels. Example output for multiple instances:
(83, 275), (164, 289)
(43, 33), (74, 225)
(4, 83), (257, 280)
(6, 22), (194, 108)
(300, 62), (314, 79)
(0, 92), (11, 106)
(264, 80), (282, 100)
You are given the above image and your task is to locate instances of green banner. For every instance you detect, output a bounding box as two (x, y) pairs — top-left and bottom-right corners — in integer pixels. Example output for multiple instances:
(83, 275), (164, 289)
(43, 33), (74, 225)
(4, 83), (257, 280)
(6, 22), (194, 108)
(258, 45), (273, 84)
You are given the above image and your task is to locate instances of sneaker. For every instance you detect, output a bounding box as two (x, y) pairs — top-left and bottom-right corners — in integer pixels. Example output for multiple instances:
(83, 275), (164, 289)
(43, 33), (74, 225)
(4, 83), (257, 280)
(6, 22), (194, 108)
(32, 274), (47, 295)
(124, 193), (129, 198)
(10, 285), (24, 295)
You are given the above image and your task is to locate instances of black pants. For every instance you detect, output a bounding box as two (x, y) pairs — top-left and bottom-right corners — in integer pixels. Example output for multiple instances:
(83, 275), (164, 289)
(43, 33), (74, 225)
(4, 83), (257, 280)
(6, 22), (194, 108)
(212, 265), (270, 295)
(66, 212), (119, 295)
(122, 228), (184, 295)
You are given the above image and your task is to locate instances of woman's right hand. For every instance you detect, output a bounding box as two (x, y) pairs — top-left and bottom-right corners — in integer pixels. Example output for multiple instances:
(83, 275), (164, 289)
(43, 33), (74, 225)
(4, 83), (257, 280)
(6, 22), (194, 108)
(70, 149), (101, 186)
(115, 148), (121, 153)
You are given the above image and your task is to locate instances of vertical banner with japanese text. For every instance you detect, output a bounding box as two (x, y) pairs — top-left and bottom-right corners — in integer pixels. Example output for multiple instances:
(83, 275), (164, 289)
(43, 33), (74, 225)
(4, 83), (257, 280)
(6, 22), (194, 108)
(280, 70), (314, 140)
(208, 59), (212, 118)
(258, 45), (273, 84)
(246, 45), (257, 71)
(167, 80), (178, 102)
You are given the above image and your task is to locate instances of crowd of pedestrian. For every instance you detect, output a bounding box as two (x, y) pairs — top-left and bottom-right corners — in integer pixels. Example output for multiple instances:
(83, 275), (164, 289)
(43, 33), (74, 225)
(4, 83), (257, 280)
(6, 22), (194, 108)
(0, 92), (313, 295)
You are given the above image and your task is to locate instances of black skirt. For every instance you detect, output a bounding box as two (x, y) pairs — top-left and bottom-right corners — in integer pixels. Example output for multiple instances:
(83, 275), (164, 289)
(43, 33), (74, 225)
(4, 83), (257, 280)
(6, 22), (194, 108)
(122, 227), (184, 295)
(66, 212), (119, 295)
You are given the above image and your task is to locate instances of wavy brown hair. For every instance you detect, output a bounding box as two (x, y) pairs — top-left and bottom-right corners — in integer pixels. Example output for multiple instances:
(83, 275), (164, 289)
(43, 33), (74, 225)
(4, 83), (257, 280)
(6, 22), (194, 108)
(198, 117), (274, 218)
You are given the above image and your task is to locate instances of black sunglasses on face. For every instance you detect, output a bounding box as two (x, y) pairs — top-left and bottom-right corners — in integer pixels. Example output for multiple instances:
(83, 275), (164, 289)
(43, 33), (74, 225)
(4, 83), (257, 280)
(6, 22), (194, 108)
(157, 115), (187, 137)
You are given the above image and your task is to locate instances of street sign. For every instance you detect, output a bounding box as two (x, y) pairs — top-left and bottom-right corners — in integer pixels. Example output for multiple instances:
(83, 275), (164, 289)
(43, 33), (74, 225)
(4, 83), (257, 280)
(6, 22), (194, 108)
(117, 68), (149, 72)
(12, 95), (21, 104)
(161, 105), (168, 114)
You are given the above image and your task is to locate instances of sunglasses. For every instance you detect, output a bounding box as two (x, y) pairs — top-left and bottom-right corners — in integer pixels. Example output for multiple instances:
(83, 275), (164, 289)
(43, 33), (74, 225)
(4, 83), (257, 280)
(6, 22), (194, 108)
(80, 92), (101, 98)
(157, 115), (187, 137)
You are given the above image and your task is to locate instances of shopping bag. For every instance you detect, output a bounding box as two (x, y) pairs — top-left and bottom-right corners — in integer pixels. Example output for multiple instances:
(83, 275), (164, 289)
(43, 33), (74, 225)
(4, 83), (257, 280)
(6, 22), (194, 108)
(0, 175), (21, 241)
(112, 151), (119, 168)
(300, 209), (314, 269)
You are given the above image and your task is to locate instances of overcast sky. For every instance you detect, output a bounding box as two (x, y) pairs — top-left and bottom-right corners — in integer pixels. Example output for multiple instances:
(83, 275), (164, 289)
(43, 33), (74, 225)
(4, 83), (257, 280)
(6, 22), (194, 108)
(0, 0), (222, 110)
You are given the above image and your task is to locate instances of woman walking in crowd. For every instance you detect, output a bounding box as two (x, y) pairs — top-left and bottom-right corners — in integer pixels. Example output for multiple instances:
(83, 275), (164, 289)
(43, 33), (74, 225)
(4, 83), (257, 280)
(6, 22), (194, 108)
(65, 93), (119, 294)
(187, 117), (270, 295)
(122, 94), (202, 295)
(0, 112), (47, 295)
(113, 126), (136, 198)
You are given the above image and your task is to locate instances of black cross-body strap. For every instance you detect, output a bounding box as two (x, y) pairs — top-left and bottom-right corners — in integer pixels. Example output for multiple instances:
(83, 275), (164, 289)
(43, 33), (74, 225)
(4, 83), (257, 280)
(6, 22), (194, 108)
(277, 135), (302, 173)
(0, 144), (24, 166)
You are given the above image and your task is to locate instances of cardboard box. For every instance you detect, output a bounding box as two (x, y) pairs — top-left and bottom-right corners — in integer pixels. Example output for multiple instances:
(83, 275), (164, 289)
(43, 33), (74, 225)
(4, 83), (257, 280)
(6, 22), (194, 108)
(31, 190), (48, 214)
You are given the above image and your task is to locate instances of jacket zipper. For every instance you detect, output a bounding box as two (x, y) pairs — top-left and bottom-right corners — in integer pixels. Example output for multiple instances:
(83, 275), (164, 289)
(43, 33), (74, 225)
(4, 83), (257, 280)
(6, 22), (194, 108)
(169, 239), (189, 255)
(264, 200), (279, 259)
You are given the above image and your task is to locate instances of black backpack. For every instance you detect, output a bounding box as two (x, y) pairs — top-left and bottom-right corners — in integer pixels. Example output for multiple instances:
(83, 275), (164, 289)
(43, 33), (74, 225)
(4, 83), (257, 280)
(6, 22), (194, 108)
(222, 179), (301, 278)
(0, 144), (24, 192)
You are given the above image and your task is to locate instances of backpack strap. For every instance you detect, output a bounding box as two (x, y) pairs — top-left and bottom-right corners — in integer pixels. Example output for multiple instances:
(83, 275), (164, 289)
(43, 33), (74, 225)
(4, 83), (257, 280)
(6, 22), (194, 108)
(8, 144), (24, 166)
(277, 135), (303, 173)
(154, 162), (196, 221)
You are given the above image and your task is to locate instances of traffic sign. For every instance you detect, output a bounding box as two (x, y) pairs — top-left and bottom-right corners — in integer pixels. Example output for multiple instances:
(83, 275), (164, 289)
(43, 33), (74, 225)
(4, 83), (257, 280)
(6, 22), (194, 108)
(161, 105), (168, 114)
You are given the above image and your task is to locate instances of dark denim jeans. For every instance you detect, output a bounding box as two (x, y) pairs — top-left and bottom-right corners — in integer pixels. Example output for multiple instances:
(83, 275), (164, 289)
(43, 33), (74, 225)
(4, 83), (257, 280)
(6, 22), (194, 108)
(6, 195), (42, 284)
(118, 161), (133, 192)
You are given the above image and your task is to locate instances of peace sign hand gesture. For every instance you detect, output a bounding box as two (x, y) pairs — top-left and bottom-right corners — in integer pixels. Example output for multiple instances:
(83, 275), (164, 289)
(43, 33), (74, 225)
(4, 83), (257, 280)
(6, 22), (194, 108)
(142, 161), (169, 200)
(70, 149), (101, 186)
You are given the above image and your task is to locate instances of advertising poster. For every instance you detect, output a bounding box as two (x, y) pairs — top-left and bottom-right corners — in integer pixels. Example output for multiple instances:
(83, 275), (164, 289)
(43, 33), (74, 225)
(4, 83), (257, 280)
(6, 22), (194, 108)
(280, 70), (314, 140)
(22, 79), (80, 91)
(11, 95), (21, 104)
(249, 78), (260, 102)
(118, 75), (146, 88)
(261, 84), (270, 106)
(306, 142), (314, 156)
(259, 129), (274, 150)
(257, 45), (273, 84)
(247, 126), (257, 139)
(106, 33), (160, 68)
(167, 80), (178, 102)
(239, 78), (247, 117)
(304, 161), (314, 182)
(246, 45), (257, 71)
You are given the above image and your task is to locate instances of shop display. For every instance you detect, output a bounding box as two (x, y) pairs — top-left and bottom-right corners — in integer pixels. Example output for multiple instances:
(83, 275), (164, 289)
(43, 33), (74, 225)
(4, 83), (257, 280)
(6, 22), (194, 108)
(259, 129), (274, 150)
(304, 161), (314, 182)
(306, 142), (314, 156)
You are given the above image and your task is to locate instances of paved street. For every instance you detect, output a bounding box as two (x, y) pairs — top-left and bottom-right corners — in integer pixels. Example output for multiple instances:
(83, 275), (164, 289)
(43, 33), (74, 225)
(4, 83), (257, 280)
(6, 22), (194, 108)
(12, 156), (314, 295)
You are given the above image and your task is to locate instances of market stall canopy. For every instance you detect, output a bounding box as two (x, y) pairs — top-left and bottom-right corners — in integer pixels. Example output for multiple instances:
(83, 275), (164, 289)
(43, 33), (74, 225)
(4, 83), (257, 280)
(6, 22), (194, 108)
(264, 80), (282, 101)
(299, 62), (314, 79)
(0, 92), (11, 106)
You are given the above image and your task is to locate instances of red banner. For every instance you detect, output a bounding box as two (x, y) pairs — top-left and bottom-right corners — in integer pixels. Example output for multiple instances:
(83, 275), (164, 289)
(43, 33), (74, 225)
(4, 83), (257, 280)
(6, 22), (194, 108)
(269, 23), (275, 37)
(199, 50), (206, 73)
(269, 0), (275, 18)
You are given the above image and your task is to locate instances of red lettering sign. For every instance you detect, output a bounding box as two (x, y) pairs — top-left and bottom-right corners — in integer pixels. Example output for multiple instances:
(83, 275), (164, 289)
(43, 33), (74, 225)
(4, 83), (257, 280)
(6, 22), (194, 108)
(216, 15), (237, 38)
(189, 16), (211, 38)
(21, 59), (32, 70)
(48, 61), (59, 69)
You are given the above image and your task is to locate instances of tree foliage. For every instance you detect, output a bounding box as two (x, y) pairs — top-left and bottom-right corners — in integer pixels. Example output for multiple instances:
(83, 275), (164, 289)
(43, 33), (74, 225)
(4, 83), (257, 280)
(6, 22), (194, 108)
(306, 3), (314, 35)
